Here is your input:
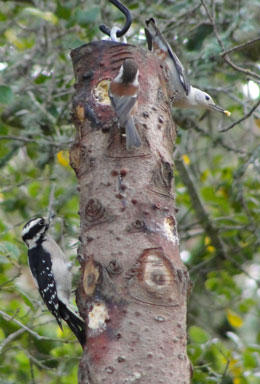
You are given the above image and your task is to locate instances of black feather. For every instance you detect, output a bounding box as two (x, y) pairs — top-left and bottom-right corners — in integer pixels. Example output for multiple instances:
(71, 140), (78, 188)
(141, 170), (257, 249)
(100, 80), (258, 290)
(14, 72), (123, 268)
(28, 245), (62, 328)
(59, 301), (86, 347)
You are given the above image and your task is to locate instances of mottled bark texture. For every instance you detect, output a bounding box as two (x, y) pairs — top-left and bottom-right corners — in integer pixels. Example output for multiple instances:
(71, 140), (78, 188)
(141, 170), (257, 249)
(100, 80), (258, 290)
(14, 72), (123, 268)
(70, 40), (190, 384)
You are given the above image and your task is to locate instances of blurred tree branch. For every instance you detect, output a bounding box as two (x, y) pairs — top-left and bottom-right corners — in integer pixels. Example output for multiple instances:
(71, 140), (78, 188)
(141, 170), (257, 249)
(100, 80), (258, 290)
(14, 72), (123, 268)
(220, 98), (260, 132)
(200, 0), (260, 81)
(175, 153), (227, 259)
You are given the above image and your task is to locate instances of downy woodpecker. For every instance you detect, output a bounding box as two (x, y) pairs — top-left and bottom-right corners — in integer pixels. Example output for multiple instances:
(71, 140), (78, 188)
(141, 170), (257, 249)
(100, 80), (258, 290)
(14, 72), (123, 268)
(22, 217), (85, 347)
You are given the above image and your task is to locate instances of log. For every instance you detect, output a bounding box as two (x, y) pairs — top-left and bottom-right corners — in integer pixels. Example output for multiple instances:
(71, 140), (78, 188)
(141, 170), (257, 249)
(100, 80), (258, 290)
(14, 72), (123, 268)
(70, 40), (190, 384)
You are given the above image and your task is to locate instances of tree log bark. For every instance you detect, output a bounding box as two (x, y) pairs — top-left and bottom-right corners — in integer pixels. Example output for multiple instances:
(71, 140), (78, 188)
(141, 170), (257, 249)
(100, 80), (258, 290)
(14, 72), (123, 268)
(70, 40), (190, 384)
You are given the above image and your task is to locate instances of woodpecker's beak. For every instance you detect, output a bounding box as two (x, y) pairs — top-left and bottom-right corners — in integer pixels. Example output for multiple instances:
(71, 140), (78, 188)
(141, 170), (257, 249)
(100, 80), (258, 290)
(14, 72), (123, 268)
(43, 217), (50, 231)
(210, 104), (231, 116)
(46, 214), (55, 226)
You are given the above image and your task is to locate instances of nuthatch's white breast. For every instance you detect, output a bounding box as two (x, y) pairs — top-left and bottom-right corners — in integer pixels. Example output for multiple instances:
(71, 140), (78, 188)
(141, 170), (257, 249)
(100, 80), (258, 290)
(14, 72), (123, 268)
(145, 18), (231, 116)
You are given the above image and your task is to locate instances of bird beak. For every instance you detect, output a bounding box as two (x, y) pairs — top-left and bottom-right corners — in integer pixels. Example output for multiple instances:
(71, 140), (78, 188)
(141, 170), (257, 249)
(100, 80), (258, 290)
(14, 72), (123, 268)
(210, 103), (225, 113)
(43, 216), (50, 230)
(210, 104), (231, 116)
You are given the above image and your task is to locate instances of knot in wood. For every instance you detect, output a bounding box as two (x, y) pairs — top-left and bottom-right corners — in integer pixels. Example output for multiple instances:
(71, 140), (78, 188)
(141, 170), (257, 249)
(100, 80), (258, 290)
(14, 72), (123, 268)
(150, 271), (166, 286)
(134, 220), (146, 231)
(107, 260), (122, 276)
(80, 147), (95, 170)
(139, 249), (175, 298)
(85, 199), (105, 222)
(161, 161), (173, 188)
(152, 160), (173, 191)
(83, 258), (100, 297)
(127, 219), (148, 233)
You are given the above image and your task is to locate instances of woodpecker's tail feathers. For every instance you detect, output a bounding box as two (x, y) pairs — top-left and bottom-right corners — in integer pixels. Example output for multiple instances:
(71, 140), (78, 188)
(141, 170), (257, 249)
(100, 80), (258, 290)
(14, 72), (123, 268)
(55, 315), (63, 331)
(59, 301), (86, 347)
(125, 117), (141, 150)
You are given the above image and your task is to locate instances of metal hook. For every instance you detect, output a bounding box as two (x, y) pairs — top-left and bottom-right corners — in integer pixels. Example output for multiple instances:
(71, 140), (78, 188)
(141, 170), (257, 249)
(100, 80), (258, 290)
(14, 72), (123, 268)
(110, 26), (127, 42)
(99, 0), (132, 39)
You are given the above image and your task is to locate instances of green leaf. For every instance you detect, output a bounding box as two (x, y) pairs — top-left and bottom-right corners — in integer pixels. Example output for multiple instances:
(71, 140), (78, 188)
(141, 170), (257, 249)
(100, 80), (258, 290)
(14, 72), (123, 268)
(0, 146), (19, 169)
(0, 85), (14, 104)
(205, 277), (219, 291)
(74, 7), (99, 26)
(18, 291), (34, 310)
(61, 35), (85, 50)
(243, 349), (257, 369)
(188, 343), (203, 362)
(28, 181), (41, 198)
(0, 11), (7, 22)
(189, 326), (209, 344)
(186, 24), (213, 50)
(239, 298), (256, 313)
(0, 241), (20, 260)
(56, 2), (72, 20)
(34, 73), (51, 84)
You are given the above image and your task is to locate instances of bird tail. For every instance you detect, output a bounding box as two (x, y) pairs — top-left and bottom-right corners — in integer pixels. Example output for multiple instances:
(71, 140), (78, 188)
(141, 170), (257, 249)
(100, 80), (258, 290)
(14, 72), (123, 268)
(59, 301), (86, 347)
(125, 116), (142, 150)
(145, 18), (168, 54)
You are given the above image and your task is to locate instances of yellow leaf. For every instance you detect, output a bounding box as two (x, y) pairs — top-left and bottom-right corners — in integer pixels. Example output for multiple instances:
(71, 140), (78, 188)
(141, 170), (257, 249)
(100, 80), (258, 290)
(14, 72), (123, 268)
(4, 29), (25, 50)
(0, 328), (4, 340)
(233, 378), (242, 384)
(200, 169), (209, 182)
(217, 187), (228, 198)
(238, 240), (248, 247)
(204, 236), (211, 245)
(255, 118), (260, 129)
(227, 309), (243, 328)
(57, 150), (70, 167)
(182, 154), (190, 165)
(24, 7), (58, 25)
(42, 11), (58, 24)
(56, 326), (63, 337)
(57, 325), (70, 339)
(229, 358), (242, 377)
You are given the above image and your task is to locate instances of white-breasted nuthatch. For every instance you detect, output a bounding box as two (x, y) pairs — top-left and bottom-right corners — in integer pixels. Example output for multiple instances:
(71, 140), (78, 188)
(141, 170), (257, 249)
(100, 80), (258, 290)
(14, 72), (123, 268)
(145, 18), (231, 116)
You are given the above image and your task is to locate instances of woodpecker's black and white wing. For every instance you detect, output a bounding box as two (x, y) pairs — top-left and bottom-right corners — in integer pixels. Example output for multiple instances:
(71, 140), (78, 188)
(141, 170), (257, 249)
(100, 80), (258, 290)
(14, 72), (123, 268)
(28, 244), (62, 328)
(58, 300), (86, 347)
(22, 217), (85, 347)
(145, 17), (190, 96)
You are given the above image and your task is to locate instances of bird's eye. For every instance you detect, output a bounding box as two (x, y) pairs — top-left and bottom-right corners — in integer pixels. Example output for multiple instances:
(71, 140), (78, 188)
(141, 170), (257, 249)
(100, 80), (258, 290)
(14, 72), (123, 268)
(205, 95), (210, 101)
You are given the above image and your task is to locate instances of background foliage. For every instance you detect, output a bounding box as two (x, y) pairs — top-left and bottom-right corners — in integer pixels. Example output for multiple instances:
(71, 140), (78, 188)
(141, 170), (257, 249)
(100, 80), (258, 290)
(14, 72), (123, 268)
(0, 0), (259, 382)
